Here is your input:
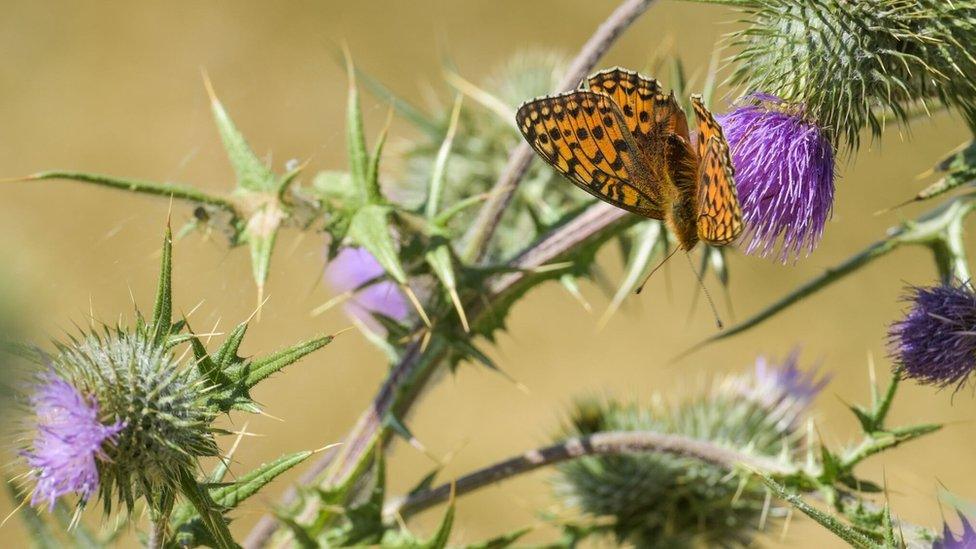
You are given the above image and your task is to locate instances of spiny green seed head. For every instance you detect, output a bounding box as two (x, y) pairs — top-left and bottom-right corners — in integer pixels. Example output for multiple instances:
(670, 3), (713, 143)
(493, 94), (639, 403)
(555, 367), (816, 548)
(399, 50), (591, 259)
(728, 0), (976, 152)
(51, 326), (218, 513)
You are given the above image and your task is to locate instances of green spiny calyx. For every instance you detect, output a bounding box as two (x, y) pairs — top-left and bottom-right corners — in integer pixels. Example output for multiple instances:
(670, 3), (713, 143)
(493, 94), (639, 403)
(727, 0), (976, 152)
(52, 327), (217, 513)
(555, 354), (825, 547)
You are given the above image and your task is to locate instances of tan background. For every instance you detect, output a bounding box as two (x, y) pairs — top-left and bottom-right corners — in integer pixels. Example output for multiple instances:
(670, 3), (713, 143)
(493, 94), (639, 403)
(0, 1), (973, 546)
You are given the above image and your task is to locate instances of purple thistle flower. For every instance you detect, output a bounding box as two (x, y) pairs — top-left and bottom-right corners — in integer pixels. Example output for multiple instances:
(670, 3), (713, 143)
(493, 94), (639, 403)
(716, 93), (835, 261)
(324, 246), (409, 334)
(23, 374), (124, 510)
(936, 512), (976, 548)
(888, 282), (976, 390)
(736, 350), (829, 433)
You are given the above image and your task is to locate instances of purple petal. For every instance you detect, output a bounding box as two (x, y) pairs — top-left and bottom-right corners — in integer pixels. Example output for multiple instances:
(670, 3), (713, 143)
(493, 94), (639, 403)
(23, 375), (124, 509)
(888, 282), (976, 390)
(716, 94), (836, 262)
(324, 246), (409, 333)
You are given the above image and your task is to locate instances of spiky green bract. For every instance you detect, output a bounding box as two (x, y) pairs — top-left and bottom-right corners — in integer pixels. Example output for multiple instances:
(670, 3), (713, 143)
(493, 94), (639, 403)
(398, 51), (590, 260)
(50, 326), (218, 515)
(725, 0), (976, 151)
(554, 361), (820, 548)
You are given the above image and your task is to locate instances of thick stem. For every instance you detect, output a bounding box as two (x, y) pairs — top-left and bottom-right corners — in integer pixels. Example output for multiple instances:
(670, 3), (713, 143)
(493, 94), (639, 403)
(383, 430), (793, 521)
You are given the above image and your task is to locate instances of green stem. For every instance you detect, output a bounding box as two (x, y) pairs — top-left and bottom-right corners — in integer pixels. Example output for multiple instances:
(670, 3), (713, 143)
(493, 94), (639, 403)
(22, 171), (239, 214)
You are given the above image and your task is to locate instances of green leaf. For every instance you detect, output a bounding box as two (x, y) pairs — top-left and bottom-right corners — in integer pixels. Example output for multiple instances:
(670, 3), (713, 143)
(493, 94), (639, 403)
(904, 140), (976, 204)
(205, 77), (276, 193)
(15, 171), (237, 213)
(347, 204), (407, 284)
(150, 225), (174, 344)
(350, 62), (442, 138)
(209, 450), (311, 511)
(425, 95), (463, 219)
(343, 51), (373, 203)
(597, 220), (665, 329)
(216, 323), (249, 370)
(424, 492), (455, 549)
(756, 472), (876, 548)
(425, 242), (468, 331)
(366, 109), (392, 202)
(175, 468), (237, 549)
(242, 204), (284, 302)
(240, 333), (337, 390)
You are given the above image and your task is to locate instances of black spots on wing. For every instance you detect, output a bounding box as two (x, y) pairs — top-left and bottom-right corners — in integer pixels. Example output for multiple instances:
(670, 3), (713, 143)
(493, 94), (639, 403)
(638, 111), (650, 123)
(622, 105), (634, 117)
(613, 139), (628, 152)
(592, 126), (605, 140)
(548, 128), (561, 141)
(576, 128), (589, 139)
(602, 115), (614, 126)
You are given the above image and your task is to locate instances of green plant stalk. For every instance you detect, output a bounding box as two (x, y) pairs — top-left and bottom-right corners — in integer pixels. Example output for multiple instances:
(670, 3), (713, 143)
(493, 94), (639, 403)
(690, 192), (976, 352)
(243, 203), (636, 548)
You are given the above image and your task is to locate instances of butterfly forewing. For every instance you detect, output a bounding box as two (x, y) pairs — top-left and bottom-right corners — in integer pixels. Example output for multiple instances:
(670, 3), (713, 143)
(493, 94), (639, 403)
(587, 68), (691, 152)
(691, 95), (743, 245)
(516, 90), (664, 218)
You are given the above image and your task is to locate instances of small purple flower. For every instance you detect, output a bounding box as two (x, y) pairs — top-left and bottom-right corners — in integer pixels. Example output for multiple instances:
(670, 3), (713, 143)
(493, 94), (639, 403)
(716, 93), (835, 262)
(936, 512), (976, 548)
(736, 350), (829, 432)
(23, 374), (124, 509)
(324, 246), (409, 334)
(888, 282), (976, 390)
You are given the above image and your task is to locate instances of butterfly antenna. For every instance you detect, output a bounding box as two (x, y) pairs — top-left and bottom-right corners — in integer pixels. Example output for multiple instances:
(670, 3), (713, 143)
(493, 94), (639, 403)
(685, 252), (724, 329)
(635, 245), (679, 294)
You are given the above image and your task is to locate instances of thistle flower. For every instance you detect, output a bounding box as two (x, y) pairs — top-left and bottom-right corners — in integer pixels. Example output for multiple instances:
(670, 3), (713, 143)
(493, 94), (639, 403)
(46, 328), (219, 513)
(737, 350), (829, 432)
(717, 94), (835, 261)
(555, 353), (824, 547)
(888, 282), (976, 391)
(324, 246), (409, 334)
(726, 0), (976, 151)
(936, 512), (976, 549)
(23, 374), (124, 509)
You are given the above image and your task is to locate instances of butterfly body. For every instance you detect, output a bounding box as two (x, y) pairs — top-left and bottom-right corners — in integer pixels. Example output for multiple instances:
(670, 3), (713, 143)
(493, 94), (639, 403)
(516, 68), (743, 252)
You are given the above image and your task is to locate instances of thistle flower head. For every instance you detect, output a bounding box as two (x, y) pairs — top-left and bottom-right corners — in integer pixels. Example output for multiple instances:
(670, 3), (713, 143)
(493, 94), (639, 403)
(735, 350), (829, 432)
(717, 93), (835, 261)
(555, 353), (825, 546)
(728, 0), (976, 151)
(25, 327), (220, 513)
(888, 282), (976, 391)
(324, 246), (409, 334)
(23, 374), (124, 509)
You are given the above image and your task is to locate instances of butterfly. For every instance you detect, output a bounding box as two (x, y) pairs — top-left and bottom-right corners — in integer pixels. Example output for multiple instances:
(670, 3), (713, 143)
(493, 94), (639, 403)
(515, 67), (743, 252)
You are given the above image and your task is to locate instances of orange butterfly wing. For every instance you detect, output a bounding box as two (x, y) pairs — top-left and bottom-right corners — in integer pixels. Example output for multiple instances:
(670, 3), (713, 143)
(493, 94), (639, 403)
(516, 90), (664, 219)
(691, 95), (743, 245)
(586, 67), (691, 150)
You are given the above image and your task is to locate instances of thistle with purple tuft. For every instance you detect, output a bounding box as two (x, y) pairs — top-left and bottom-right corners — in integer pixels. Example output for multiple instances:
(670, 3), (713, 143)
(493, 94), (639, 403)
(716, 93), (835, 262)
(888, 281), (976, 391)
(22, 374), (124, 510)
(324, 246), (410, 335)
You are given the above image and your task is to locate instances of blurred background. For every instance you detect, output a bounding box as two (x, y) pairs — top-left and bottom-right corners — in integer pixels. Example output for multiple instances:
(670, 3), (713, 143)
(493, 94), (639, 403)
(0, 1), (972, 546)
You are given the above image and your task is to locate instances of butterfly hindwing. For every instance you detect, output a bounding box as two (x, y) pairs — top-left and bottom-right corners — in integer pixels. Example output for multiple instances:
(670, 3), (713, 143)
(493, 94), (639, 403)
(691, 95), (743, 245)
(516, 90), (664, 218)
